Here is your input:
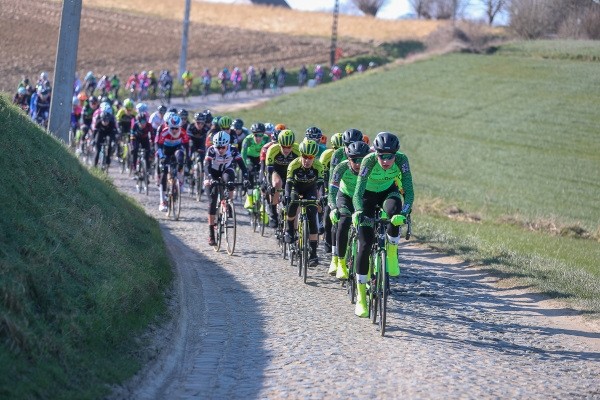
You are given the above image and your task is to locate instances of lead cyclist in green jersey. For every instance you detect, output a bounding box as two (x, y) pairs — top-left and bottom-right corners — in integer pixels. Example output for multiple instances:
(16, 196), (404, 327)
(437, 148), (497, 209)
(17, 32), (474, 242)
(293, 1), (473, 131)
(351, 132), (414, 318)
(241, 122), (269, 209)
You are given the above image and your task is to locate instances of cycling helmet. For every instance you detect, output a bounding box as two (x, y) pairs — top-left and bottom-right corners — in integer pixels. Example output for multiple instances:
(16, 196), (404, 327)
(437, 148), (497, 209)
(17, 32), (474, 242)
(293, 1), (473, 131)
(40, 71), (48, 81)
(342, 128), (363, 146)
(211, 116), (220, 126)
(250, 122), (265, 133)
(232, 118), (244, 130)
(16, 87), (26, 96)
(373, 132), (399, 154)
(194, 112), (207, 123)
(89, 96), (98, 104)
(100, 111), (111, 122)
(167, 114), (182, 129)
(39, 87), (51, 96)
(168, 107), (177, 113)
(272, 129), (281, 142)
(305, 126), (322, 141)
(136, 102), (148, 114)
(178, 108), (188, 119)
(219, 115), (232, 130)
(158, 105), (167, 114)
(265, 122), (275, 135)
(320, 134), (327, 145)
(213, 130), (231, 147)
(299, 139), (319, 157)
(77, 92), (88, 102)
(275, 123), (286, 132)
(203, 109), (213, 124)
(123, 98), (134, 110)
(113, 99), (121, 109)
(331, 133), (343, 149)
(363, 135), (370, 145)
(346, 141), (370, 159)
(278, 129), (295, 147)
(99, 102), (113, 114)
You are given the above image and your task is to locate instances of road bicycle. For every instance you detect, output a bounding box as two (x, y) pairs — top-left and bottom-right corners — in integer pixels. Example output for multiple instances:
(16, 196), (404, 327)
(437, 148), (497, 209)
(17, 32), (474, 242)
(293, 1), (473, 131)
(367, 210), (411, 337)
(165, 161), (182, 220)
(97, 135), (111, 172)
(247, 170), (265, 233)
(212, 181), (244, 255)
(288, 198), (319, 284)
(134, 147), (150, 195)
(344, 223), (358, 304)
(182, 79), (193, 101)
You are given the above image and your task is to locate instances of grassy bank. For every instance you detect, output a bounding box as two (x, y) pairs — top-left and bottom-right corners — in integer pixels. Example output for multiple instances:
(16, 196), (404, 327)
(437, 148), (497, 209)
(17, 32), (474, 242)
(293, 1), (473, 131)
(233, 40), (600, 312)
(0, 96), (172, 398)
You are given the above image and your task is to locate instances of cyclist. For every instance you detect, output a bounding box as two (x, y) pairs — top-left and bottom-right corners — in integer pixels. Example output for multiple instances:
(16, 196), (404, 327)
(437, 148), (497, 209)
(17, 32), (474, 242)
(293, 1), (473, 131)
(150, 105), (167, 137)
(81, 96), (99, 129)
(93, 111), (117, 168)
(33, 86), (51, 126)
(188, 112), (209, 163)
(241, 122), (269, 209)
(327, 141), (370, 279)
(258, 123), (280, 195)
(13, 86), (29, 111)
(159, 70), (173, 104)
(283, 139), (324, 267)
(116, 99), (137, 163)
(156, 114), (188, 212)
(181, 70), (194, 94)
(265, 129), (300, 228)
(351, 132), (414, 318)
(230, 67), (242, 92)
(204, 131), (249, 246)
(330, 128), (364, 172)
(201, 68), (212, 95)
(130, 112), (153, 177)
(319, 132), (343, 253)
(178, 109), (190, 131)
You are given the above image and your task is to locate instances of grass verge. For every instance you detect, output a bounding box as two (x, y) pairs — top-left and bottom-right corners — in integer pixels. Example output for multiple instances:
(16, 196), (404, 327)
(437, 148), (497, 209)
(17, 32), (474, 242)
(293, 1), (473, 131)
(232, 40), (600, 313)
(0, 96), (172, 399)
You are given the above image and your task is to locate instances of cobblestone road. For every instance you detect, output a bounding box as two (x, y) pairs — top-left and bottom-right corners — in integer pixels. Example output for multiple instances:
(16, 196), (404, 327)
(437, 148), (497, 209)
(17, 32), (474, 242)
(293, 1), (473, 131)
(106, 168), (600, 400)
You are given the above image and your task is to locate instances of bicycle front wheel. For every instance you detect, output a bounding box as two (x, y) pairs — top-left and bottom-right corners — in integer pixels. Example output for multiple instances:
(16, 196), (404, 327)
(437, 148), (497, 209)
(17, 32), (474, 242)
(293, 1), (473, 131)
(141, 160), (149, 195)
(370, 255), (379, 324)
(297, 222), (304, 277)
(173, 179), (181, 220)
(215, 209), (223, 252)
(346, 234), (357, 304)
(225, 202), (236, 255)
(379, 252), (388, 336)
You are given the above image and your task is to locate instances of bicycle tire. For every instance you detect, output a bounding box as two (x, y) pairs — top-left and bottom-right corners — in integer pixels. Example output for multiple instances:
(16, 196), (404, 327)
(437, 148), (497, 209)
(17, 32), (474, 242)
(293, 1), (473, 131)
(260, 197), (268, 237)
(303, 218), (309, 284)
(215, 205), (223, 252)
(174, 178), (181, 221)
(346, 232), (357, 304)
(225, 202), (236, 255)
(370, 254), (379, 324)
(379, 253), (388, 336)
(195, 167), (203, 202)
(297, 221), (303, 277)
(142, 160), (149, 195)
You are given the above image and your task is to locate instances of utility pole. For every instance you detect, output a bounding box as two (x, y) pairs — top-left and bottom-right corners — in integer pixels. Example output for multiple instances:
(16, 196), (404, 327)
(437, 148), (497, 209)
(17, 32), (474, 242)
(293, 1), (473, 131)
(330, 0), (339, 67)
(48, 0), (82, 143)
(178, 0), (191, 83)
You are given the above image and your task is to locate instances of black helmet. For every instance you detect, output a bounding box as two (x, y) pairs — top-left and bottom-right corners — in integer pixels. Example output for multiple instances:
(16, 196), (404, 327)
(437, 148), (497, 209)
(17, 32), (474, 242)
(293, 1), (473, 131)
(194, 112), (207, 122)
(373, 132), (399, 154)
(100, 111), (111, 122)
(250, 122), (265, 133)
(346, 141), (370, 159)
(158, 105), (167, 114)
(342, 128), (363, 146)
(178, 108), (188, 118)
(305, 126), (322, 141)
(233, 118), (244, 130)
(203, 109), (213, 124)
(168, 107), (177, 113)
(89, 96), (98, 104)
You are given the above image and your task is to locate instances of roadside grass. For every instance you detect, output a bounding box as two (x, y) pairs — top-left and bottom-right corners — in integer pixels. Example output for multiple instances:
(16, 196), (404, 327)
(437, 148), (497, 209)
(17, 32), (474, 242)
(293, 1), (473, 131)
(495, 40), (600, 61)
(233, 41), (600, 312)
(0, 96), (172, 398)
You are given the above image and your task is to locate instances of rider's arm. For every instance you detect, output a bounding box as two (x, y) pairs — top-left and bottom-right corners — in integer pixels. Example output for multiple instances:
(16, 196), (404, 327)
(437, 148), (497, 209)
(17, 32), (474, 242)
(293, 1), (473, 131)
(265, 144), (279, 184)
(395, 153), (414, 211)
(352, 153), (378, 212)
(328, 162), (346, 209)
(241, 136), (249, 164)
(285, 158), (299, 199)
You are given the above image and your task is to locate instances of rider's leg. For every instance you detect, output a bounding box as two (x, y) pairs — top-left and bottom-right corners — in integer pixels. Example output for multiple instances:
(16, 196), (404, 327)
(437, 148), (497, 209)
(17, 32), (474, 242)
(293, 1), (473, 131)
(383, 194), (403, 277)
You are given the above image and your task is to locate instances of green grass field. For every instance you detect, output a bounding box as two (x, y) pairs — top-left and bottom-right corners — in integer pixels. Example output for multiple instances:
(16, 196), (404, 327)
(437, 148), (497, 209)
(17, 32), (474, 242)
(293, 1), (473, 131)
(234, 40), (600, 312)
(0, 97), (172, 399)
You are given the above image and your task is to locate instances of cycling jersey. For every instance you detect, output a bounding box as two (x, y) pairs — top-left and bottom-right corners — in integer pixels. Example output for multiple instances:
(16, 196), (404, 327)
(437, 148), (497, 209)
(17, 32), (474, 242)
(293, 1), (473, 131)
(353, 152), (414, 212)
(241, 134), (269, 164)
(188, 123), (208, 156)
(330, 147), (347, 172)
(116, 108), (137, 134)
(319, 148), (335, 185)
(285, 157), (324, 195)
(328, 159), (359, 207)
(265, 143), (301, 179)
(204, 145), (244, 175)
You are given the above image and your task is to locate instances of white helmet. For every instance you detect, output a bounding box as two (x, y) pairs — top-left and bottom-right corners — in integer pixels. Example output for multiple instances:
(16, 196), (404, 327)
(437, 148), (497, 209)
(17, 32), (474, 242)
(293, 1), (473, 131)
(213, 131), (230, 147)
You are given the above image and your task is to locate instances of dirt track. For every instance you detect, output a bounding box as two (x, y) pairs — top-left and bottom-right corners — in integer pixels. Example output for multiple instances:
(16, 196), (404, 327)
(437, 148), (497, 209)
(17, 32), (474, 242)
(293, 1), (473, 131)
(0, 0), (373, 93)
(102, 93), (600, 399)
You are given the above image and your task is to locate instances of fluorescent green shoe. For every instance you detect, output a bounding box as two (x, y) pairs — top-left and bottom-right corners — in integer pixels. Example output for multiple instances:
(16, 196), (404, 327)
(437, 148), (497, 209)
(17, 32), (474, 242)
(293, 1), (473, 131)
(328, 256), (338, 275)
(244, 195), (254, 210)
(386, 240), (399, 277)
(336, 257), (348, 280)
(260, 205), (269, 224)
(355, 283), (368, 317)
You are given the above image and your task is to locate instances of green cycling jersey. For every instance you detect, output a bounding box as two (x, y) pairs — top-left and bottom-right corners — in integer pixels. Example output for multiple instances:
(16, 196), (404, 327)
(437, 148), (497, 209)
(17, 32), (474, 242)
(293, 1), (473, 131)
(329, 146), (347, 172)
(328, 160), (358, 208)
(353, 151), (414, 212)
(241, 134), (269, 163)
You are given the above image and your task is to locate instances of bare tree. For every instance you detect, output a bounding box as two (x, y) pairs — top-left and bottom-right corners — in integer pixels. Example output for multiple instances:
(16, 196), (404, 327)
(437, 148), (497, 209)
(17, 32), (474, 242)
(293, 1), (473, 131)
(408, 0), (430, 18)
(410, 0), (469, 20)
(481, 0), (506, 25)
(350, 0), (389, 16)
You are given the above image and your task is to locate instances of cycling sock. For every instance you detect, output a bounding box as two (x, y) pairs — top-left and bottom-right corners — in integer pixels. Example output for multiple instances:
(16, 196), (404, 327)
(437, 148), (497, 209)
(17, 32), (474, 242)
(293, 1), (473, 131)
(328, 256), (338, 274)
(386, 234), (400, 277)
(357, 274), (368, 284)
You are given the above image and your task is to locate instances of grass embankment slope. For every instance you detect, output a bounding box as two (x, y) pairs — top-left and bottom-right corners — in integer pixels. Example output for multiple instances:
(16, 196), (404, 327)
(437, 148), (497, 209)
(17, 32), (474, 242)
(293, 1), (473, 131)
(235, 40), (600, 313)
(0, 97), (172, 398)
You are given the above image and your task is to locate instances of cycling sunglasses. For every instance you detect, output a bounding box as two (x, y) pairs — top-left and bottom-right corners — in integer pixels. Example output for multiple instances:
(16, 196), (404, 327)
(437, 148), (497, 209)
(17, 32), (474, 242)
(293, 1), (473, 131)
(281, 145), (293, 150)
(216, 145), (227, 150)
(169, 127), (179, 131)
(301, 154), (315, 160)
(253, 133), (264, 137)
(349, 157), (363, 164)
(377, 153), (395, 161)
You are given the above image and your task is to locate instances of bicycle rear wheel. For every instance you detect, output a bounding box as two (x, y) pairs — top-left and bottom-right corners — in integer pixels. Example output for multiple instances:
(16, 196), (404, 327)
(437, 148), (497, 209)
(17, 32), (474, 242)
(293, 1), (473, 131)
(379, 252), (388, 336)
(142, 160), (149, 195)
(370, 255), (379, 324)
(215, 207), (223, 252)
(195, 166), (203, 202)
(297, 223), (304, 277)
(302, 218), (309, 284)
(346, 234), (357, 304)
(260, 197), (268, 237)
(225, 202), (236, 255)
(173, 179), (181, 220)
